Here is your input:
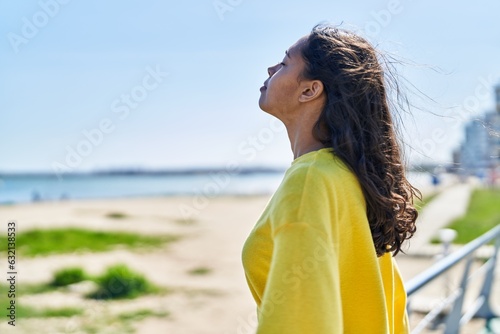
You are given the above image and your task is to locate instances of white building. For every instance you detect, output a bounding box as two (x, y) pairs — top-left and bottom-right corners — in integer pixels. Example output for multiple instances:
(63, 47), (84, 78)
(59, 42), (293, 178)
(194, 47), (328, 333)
(455, 84), (500, 177)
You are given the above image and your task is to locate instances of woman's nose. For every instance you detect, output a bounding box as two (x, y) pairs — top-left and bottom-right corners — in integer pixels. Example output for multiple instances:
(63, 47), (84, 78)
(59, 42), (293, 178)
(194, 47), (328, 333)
(267, 66), (274, 77)
(267, 64), (279, 77)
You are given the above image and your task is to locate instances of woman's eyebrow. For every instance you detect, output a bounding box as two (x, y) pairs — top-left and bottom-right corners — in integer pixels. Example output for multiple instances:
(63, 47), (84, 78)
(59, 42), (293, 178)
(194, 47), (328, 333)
(285, 50), (291, 58)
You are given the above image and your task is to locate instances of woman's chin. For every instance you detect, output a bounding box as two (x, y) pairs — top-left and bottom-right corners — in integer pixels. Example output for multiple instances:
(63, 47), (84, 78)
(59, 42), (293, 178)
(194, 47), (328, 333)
(258, 98), (267, 111)
(259, 104), (272, 115)
(258, 98), (279, 118)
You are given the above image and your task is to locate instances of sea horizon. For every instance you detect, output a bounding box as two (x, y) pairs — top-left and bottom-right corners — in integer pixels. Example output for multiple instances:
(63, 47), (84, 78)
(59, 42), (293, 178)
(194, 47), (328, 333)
(0, 169), (438, 205)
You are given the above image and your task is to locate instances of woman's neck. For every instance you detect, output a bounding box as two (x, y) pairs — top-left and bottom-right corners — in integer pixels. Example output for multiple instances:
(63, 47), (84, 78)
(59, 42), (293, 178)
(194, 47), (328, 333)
(285, 115), (326, 159)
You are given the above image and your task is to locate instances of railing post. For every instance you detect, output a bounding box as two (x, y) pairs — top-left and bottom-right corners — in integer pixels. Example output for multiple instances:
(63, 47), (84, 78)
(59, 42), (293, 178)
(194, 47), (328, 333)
(439, 229), (458, 297)
(443, 256), (474, 334)
(475, 234), (500, 322)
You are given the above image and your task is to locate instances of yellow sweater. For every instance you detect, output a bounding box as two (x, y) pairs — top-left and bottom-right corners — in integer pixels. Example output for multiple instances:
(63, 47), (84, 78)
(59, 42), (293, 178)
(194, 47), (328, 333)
(242, 148), (410, 333)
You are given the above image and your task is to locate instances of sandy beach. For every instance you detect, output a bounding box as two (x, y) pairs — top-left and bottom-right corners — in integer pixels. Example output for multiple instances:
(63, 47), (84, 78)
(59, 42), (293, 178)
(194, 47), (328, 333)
(0, 195), (267, 333)
(0, 193), (498, 333)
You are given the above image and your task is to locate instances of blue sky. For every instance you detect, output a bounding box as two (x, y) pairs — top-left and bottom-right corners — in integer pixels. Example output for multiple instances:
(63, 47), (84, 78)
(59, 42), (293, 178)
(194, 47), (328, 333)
(1, 0), (499, 173)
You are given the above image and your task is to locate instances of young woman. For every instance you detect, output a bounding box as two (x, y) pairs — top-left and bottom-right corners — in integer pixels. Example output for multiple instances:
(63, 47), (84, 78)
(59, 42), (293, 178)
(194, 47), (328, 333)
(242, 24), (419, 333)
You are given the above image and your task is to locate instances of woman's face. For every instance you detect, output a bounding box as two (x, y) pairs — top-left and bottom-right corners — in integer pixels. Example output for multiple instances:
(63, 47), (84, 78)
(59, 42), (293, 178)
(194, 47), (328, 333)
(259, 36), (309, 120)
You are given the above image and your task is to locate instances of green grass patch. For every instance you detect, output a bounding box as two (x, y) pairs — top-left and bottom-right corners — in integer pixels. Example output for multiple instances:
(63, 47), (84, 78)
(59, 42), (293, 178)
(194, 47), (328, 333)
(88, 264), (157, 300)
(118, 308), (169, 321)
(174, 218), (197, 225)
(106, 212), (128, 219)
(20, 283), (57, 295)
(19, 305), (83, 318)
(37, 306), (84, 318)
(51, 267), (87, 287)
(442, 189), (500, 244)
(0, 268), (88, 299)
(1, 228), (179, 257)
(188, 267), (212, 275)
(0, 283), (56, 294)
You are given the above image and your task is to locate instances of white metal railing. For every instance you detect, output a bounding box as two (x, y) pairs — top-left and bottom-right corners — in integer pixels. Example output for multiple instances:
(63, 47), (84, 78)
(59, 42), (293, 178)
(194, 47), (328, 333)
(406, 224), (500, 334)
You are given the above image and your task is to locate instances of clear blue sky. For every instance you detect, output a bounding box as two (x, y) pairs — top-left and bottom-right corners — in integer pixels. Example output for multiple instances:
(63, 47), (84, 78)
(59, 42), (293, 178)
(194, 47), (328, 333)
(1, 0), (499, 173)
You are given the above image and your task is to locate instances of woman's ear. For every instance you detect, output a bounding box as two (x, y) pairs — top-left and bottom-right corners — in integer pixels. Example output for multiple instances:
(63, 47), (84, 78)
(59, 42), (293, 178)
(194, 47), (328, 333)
(298, 80), (324, 103)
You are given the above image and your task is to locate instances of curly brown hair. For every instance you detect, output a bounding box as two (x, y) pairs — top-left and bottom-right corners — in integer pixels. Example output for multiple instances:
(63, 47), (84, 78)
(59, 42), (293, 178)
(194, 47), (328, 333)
(301, 24), (420, 256)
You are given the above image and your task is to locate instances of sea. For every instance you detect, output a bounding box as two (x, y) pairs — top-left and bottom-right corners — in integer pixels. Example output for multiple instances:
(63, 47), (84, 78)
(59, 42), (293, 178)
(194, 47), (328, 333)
(0, 171), (432, 205)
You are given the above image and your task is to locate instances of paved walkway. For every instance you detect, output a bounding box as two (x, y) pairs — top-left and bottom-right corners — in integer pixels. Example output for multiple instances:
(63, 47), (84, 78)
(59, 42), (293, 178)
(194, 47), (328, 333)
(406, 182), (473, 255)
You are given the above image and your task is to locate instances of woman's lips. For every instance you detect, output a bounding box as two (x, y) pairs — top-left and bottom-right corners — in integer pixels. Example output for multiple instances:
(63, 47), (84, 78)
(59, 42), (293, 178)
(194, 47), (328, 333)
(260, 86), (267, 91)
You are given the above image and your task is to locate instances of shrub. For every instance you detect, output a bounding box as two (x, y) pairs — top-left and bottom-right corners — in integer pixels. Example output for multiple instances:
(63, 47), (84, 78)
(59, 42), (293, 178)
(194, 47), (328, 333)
(52, 267), (87, 287)
(188, 267), (211, 275)
(89, 264), (151, 299)
(106, 212), (128, 219)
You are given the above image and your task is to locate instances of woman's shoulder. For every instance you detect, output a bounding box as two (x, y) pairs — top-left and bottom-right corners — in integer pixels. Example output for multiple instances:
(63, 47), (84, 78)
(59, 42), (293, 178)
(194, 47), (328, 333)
(270, 148), (364, 212)
(267, 148), (366, 235)
(283, 148), (357, 190)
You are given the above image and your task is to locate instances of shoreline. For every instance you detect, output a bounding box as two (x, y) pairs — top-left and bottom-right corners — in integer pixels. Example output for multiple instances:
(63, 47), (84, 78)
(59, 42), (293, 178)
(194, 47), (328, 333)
(0, 170), (443, 206)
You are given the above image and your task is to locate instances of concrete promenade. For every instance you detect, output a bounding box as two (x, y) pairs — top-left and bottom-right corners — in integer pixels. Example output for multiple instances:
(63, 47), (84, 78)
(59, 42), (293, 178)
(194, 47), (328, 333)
(406, 182), (473, 255)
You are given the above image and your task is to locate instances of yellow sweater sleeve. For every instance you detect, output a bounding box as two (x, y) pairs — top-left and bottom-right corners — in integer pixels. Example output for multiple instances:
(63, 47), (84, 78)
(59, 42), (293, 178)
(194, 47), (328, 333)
(256, 222), (343, 333)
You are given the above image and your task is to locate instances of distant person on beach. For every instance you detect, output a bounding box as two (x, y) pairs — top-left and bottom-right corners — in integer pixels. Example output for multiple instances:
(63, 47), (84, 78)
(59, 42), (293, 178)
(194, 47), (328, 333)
(431, 173), (440, 186)
(31, 190), (41, 202)
(242, 24), (420, 333)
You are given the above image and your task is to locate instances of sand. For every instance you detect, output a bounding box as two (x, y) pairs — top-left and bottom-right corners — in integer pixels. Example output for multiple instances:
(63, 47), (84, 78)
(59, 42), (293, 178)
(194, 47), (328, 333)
(0, 193), (498, 333)
(0, 196), (268, 334)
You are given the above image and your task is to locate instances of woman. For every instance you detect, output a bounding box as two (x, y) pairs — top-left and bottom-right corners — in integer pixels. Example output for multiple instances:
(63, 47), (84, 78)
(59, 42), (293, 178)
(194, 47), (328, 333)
(242, 24), (419, 333)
